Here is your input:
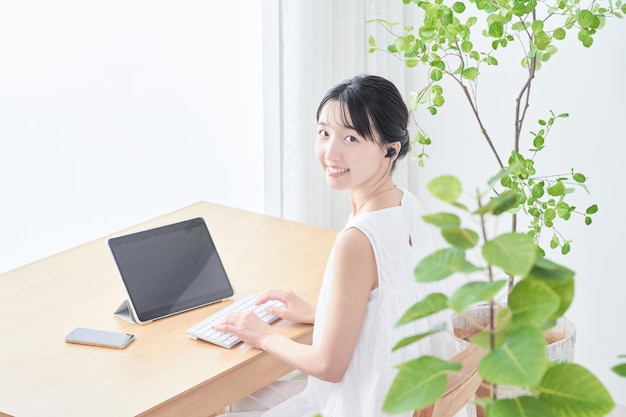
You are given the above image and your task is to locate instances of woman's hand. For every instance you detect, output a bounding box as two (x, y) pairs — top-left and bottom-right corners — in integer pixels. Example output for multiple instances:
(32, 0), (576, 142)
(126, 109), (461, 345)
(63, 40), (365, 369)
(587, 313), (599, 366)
(255, 290), (316, 324)
(213, 311), (274, 350)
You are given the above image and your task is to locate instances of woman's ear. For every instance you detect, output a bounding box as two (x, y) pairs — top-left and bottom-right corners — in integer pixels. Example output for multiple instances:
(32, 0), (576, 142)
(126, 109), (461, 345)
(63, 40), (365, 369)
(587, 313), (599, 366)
(385, 143), (401, 159)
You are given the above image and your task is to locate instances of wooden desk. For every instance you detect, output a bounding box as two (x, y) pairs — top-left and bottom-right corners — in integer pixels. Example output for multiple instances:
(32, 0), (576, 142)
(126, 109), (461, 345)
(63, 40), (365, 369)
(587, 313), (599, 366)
(0, 202), (337, 417)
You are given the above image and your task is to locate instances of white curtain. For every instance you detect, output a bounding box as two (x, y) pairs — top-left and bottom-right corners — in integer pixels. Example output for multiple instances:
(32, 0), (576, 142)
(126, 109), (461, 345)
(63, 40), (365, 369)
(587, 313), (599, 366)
(274, 0), (425, 230)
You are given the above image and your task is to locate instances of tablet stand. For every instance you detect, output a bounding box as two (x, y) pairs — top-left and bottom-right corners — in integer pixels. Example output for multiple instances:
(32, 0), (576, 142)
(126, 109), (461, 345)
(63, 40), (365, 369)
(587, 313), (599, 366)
(114, 300), (137, 324)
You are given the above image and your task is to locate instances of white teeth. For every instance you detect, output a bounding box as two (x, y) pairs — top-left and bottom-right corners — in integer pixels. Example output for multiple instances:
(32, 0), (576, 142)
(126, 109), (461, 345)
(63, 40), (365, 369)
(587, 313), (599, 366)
(328, 167), (348, 174)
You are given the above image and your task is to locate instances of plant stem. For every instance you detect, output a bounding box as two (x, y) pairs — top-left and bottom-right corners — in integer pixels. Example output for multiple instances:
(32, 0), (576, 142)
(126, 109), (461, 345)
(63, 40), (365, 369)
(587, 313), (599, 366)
(478, 189), (498, 400)
(508, 11), (539, 296)
(453, 75), (505, 170)
(514, 10), (538, 153)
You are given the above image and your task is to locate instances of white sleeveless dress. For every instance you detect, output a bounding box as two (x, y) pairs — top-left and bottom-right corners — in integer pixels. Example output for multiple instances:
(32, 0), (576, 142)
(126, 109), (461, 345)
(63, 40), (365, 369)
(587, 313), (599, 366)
(256, 189), (461, 417)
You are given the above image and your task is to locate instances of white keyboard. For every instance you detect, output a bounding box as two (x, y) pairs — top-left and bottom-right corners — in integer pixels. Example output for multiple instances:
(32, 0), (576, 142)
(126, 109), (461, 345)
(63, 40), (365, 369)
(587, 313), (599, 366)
(186, 293), (284, 348)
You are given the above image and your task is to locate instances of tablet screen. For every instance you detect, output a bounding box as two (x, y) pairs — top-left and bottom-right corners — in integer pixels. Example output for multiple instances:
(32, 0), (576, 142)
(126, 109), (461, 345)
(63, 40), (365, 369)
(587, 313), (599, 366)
(108, 217), (234, 322)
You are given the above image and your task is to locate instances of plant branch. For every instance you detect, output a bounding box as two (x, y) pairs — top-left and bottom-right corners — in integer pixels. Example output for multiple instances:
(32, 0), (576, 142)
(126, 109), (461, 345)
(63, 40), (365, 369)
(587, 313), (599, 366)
(514, 11), (538, 153)
(450, 74), (505, 169)
(477, 190), (498, 400)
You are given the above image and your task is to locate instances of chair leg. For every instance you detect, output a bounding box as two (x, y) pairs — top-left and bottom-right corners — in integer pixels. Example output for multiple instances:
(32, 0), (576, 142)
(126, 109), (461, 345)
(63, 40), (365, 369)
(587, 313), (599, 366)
(474, 380), (492, 417)
(413, 405), (434, 417)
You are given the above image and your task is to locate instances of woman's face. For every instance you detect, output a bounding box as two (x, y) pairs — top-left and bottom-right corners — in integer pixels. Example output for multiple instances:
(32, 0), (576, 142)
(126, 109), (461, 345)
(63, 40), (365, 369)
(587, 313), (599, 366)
(315, 101), (389, 192)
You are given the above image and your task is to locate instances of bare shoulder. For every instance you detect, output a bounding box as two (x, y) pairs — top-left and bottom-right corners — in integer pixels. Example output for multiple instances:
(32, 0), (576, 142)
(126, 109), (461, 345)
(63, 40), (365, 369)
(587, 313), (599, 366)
(333, 227), (376, 289)
(334, 226), (372, 257)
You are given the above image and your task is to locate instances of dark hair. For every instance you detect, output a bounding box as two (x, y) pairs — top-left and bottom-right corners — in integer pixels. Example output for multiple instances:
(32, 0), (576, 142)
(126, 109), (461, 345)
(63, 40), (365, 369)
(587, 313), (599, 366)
(316, 75), (410, 169)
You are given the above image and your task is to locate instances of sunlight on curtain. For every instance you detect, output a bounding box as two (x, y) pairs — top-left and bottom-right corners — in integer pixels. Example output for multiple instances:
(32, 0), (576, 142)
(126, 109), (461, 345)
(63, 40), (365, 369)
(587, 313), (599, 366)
(279, 0), (426, 230)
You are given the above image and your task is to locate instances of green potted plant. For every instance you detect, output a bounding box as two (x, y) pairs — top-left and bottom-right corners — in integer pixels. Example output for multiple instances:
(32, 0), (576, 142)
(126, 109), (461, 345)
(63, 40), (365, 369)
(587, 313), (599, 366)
(366, 0), (625, 415)
(383, 174), (613, 416)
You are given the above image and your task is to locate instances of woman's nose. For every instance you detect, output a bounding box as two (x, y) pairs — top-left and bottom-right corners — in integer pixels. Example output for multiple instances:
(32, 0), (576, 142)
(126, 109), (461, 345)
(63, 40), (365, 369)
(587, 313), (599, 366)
(324, 136), (341, 161)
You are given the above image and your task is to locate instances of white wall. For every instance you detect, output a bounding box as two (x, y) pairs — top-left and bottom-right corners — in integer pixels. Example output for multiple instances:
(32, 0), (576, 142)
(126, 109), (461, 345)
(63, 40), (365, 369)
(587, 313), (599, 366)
(0, 1), (264, 273)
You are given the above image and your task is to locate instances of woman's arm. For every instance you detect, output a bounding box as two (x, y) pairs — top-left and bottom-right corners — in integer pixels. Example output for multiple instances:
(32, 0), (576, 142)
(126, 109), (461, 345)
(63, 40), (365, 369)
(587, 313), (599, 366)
(214, 227), (376, 382)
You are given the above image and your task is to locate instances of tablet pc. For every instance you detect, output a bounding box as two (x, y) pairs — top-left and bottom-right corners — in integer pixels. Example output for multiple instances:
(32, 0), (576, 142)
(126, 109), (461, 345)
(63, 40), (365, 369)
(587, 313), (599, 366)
(108, 217), (234, 324)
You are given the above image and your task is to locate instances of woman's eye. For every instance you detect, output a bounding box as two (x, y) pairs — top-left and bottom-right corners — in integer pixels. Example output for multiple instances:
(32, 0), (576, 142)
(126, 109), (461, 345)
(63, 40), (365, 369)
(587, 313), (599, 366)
(346, 136), (358, 143)
(318, 129), (329, 137)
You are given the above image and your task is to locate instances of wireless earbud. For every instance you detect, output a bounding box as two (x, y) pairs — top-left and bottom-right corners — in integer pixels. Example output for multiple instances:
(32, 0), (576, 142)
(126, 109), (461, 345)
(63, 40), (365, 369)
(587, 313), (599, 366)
(385, 148), (397, 158)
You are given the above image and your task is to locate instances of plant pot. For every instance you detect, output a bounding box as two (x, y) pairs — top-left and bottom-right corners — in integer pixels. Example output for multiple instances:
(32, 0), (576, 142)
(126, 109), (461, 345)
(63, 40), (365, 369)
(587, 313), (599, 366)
(451, 304), (577, 415)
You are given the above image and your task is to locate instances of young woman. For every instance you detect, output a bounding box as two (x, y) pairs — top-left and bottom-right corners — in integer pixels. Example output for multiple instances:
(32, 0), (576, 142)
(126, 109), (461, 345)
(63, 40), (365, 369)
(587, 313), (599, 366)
(214, 75), (460, 417)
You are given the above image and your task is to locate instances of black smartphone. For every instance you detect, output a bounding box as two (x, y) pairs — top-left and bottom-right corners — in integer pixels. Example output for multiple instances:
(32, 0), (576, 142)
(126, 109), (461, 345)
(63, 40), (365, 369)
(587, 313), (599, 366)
(65, 327), (135, 349)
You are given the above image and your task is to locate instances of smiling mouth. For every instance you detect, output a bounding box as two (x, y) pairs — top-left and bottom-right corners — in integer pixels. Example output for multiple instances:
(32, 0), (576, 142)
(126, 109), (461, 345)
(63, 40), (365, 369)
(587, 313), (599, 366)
(327, 166), (349, 175)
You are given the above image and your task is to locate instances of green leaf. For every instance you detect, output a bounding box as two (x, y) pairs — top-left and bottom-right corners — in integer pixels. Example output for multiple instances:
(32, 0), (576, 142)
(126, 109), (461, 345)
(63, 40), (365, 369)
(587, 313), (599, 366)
(414, 248), (482, 282)
(430, 59), (445, 70)
(462, 67), (478, 80)
(476, 190), (519, 215)
(537, 363), (615, 417)
(612, 363), (626, 377)
(406, 59), (420, 68)
(383, 356), (461, 413)
(448, 280), (507, 313)
(556, 201), (571, 219)
(422, 213), (461, 229)
(397, 293), (449, 325)
(545, 208), (557, 221)
(419, 26), (436, 40)
(486, 396), (559, 417)
(547, 181), (566, 196)
(586, 204), (598, 214)
(393, 323), (448, 351)
(550, 235), (559, 249)
(511, 0), (531, 15)
(489, 162), (521, 187)
(430, 67), (443, 81)
(526, 258), (575, 316)
(578, 28), (594, 47)
(441, 227), (480, 249)
(479, 326), (549, 387)
(526, 257), (574, 282)
(553, 27), (566, 40)
(535, 31), (552, 50)
(427, 175), (462, 203)
(452, 1), (466, 13)
(512, 20), (527, 31)
(489, 21), (504, 38)
(531, 183), (545, 198)
(577, 9), (601, 28)
(508, 278), (560, 328)
(482, 233), (537, 276)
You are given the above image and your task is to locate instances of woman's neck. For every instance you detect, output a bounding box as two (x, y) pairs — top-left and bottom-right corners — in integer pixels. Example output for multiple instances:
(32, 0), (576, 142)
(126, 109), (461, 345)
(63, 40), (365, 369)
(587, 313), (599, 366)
(351, 181), (397, 217)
